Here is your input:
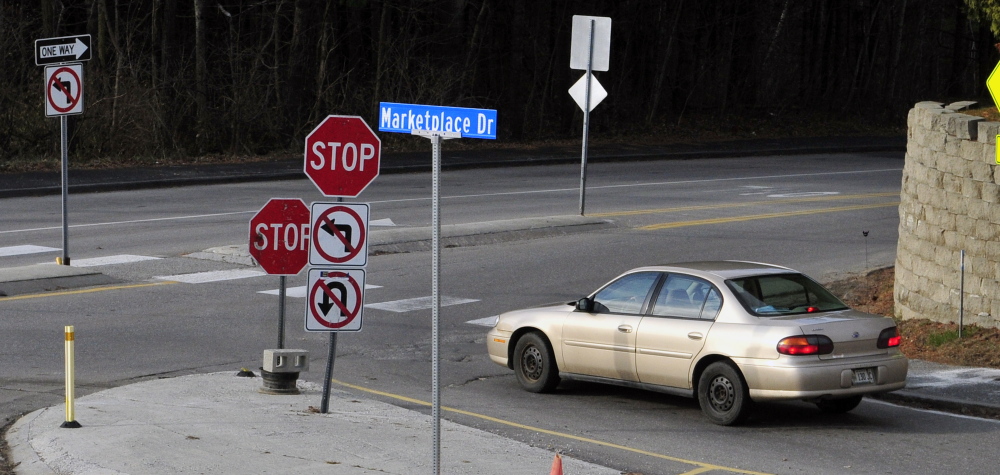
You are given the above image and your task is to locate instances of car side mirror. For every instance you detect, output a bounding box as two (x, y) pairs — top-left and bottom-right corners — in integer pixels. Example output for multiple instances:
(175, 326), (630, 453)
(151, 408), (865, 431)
(576, 297), (594, 312)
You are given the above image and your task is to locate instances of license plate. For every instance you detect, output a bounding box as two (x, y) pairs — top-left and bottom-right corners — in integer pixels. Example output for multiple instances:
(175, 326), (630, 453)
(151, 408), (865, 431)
(852, 367), (876, 385)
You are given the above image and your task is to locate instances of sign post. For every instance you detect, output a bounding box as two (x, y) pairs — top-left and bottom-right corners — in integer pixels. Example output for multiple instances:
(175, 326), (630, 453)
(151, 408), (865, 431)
(569, 15), (612, 216)
(248, 198), (310, 349)
(303, 116), (381, 415)
(378, 102), (496, 475)
(36, 34), (91, 266)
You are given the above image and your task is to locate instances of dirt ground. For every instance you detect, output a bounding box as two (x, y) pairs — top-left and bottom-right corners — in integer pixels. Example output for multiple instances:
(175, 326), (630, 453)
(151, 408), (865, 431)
(827, 267), (1000, 369)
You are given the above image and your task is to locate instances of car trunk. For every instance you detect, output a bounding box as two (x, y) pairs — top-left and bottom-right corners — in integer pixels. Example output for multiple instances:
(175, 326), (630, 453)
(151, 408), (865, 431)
(777, 310), (893, 360)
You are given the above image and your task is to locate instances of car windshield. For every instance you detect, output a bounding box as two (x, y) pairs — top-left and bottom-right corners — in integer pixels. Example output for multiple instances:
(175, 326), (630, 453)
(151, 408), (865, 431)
(725, 273), (848, 316)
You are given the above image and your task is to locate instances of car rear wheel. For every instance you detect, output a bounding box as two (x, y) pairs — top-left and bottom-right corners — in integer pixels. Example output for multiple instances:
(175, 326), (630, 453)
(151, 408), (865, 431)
(513, 332), (560, 393)
(698, 361), (753, 426)
(815, 395), (864, 413)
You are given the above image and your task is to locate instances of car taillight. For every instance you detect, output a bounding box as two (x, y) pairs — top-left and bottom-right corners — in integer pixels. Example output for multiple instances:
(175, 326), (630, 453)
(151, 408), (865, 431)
(777, 335), (834, 355)
(877, 327), (901, 349)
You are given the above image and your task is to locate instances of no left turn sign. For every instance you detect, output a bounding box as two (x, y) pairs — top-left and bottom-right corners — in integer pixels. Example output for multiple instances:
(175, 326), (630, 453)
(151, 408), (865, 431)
(45, 64), (84, 116)
(309, 202), (369, 267)
(306, 268), (365, 332)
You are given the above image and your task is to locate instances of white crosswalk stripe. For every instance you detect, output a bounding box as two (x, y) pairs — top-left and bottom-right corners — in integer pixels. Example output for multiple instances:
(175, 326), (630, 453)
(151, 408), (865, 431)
(155, 269), (266, 284)
(62, 254), (161, 267)
(466, 316), (499, 327)
(365, 296), (479, 313)
(0, 245), (60, 257)
(257, 284), (382, 298)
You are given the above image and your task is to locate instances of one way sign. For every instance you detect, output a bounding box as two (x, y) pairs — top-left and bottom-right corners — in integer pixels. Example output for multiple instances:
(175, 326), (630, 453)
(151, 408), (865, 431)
(35, 35), (92, 66)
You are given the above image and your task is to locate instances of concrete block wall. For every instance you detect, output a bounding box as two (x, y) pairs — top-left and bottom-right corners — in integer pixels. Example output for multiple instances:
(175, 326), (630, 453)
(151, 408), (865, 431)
(896, 101), (1000, 328)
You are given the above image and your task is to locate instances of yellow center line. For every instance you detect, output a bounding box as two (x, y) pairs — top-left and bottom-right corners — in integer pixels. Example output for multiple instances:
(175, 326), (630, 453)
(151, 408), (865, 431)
(0, 281), (179, 301)
(589, 192), (898, 218)
(331, 379), (773, 475)
(639, 201), (899, 231)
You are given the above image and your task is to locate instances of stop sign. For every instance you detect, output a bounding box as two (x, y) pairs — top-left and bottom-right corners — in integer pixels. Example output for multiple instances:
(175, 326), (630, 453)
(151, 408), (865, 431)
(248, 198), (310, 275)
(304, 115), (381, 197)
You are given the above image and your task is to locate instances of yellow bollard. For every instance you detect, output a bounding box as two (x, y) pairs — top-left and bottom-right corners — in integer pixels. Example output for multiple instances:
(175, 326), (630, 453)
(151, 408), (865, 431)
(61, 325), (81, 428)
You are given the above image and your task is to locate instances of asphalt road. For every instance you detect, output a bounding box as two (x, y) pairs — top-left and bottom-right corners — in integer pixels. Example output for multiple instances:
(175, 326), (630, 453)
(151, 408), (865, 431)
(4, 151), (998, 474)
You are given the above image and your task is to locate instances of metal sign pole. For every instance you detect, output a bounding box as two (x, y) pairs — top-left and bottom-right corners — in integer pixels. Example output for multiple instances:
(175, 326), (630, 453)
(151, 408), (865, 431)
(60, 115), (70, 265)
(431, 133), (442, 475)
(410, 129), (458, 475)
(959, 250), (965, 339)
(277, 275), (286, 349)
(320, 332), (337, 413)
(579, 19), (595, 217)
(320, 196), (344, 414)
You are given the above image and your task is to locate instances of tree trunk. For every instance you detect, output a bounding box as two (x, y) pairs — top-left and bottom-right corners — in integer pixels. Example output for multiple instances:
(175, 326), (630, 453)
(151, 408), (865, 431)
(194, 0), (207, 151)
(41, 0), (55, 36)
(161, 0), (177, 87)
(647, 1), (684, 124)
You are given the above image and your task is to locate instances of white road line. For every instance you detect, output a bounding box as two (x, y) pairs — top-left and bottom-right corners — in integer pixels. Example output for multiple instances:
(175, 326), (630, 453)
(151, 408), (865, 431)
(0, 211), (253, 235)
(60, 254), (161, 267)
(155, 269), (266, 284)
(365, 168), (903, 204)
(466, 315), (499, 327)
(370, 218), (396, 227)
(257, 284), (382, 298)
(366, 296), (479, 313)
(0, 245), (60, 257)
(867, 399), (1000, 423)
(1, 169), (901, 235)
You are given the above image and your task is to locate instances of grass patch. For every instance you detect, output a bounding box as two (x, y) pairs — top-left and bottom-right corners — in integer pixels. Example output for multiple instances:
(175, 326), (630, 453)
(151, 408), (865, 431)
(926, 326), (979, 347)
(961, 106), (1000, 121)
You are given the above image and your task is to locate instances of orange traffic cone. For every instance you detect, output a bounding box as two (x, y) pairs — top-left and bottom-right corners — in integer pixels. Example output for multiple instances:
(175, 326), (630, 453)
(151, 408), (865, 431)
(549, 453), (563, 475)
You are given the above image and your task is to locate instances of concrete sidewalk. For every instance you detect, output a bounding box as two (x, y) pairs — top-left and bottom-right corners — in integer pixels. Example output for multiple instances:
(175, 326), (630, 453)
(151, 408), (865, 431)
(8, 361), (1000, 475)
(8, 372), (616, 475)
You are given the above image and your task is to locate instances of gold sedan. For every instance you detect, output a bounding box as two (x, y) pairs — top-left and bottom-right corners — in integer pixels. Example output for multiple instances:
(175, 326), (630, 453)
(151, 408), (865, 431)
(486, 261), (908, 425)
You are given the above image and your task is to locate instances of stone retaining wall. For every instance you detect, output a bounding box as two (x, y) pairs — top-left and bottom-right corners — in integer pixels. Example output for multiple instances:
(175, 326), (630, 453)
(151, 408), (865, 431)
(896, 102), (1000, 328)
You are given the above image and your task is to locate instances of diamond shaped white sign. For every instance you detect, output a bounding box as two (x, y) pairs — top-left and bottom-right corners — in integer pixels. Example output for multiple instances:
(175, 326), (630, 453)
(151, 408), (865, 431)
(568, 73), (607, 112)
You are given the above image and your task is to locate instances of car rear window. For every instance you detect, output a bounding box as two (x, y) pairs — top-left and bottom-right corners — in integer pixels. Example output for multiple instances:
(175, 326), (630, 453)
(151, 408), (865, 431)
(725, 273), (848, 316)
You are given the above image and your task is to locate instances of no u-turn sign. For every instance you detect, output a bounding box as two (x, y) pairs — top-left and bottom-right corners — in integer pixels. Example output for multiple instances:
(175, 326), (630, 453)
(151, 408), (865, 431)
(306, 268), (365, 332)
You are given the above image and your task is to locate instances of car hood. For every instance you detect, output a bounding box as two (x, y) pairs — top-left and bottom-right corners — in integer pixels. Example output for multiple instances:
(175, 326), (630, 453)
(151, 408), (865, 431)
(495, 303), (574, 332)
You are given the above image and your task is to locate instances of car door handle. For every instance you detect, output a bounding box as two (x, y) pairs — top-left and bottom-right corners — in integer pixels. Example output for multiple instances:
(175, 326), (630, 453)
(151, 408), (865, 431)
(618, 325), (633, 333)
(687, 332), (704, 340)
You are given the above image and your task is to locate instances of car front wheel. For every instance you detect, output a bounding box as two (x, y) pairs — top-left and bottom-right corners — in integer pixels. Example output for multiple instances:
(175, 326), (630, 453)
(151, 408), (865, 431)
(815, 395), (864, 413)
(698, 361), (753, 426)
(513, 332), (560, 393)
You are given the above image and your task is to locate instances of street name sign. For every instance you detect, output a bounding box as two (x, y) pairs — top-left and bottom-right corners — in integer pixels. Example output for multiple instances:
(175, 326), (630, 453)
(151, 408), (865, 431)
(309, 202), (369, 267)
(35, 35), (92, 65)
(45, 64), (84, 116)
(249, 198), (310, 275)
(306, 268), (365, 332)
(379, 102), (497, 140)
(304, 116), (381, 197)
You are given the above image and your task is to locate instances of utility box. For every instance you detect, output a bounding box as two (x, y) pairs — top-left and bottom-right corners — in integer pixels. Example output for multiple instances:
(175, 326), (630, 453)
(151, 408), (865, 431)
(260, 349), (308, 395)
(263, 349), (309, 373)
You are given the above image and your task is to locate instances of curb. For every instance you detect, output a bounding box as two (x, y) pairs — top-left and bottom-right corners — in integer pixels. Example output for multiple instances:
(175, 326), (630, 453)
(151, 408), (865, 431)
(869, 391), (1000, 420)
(5, 408), (54, 475)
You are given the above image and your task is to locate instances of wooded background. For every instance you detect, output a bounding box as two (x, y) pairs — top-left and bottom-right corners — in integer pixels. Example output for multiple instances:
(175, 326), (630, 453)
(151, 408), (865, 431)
(1, 0), (997, 164)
